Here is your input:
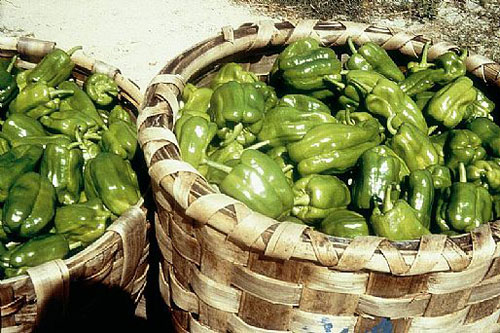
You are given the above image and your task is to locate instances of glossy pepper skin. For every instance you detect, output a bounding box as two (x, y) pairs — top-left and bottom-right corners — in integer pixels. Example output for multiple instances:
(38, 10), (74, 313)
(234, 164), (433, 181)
(55, 198), (112, 247)
(346, 37), (405, 82)
(337, 70), (385, 111)
(430, 131), (449, 165)
(433, 49), (468, 85)
(352, 145), (409, 210)
(320, 208), (369, 238)
(210, 62), (259, 90)
(276, 94), (331, 114)
(0, 56), (19, 109)
(466, 88), (495, 121)
(8, 81), (73, 119)
(84, 73), (119, 106)
(209, 81), (265, 146)
(2, 172), (56, 239)
(266, 145), (294, 184)
(9, 134), (71, 149)
(426, 77), (477, 128)
(25, 46), (81, 88)
(257, 105), (336, 147)
(0, 145), (43, 202)
(270, 37), (342, 99)
(468, 117), (500, 157)
(84, 152), (141, 216)
(335, 110), (385, 134)
(427, 164), (452, 190)
(58, 81), (106, 129)
(206, 149), (294, 219)
(347, 72), (428, 134)
(1, 113), (46, 141)
(40, 109), (98, 140)
(406, 169), (434, 229)
(1, 234), (69, 278)
(292, 174), (351, 224)
(40, 139), (83, 205)
(370, 185), (430, 241)
(100, 120), (138, 160)
(180, 83), (213, 113)
(466, 160), (500, 194)
(388, 121), (439, 172)
(436, 163), (492, 233)
(399, 69), (443, 97)
(288, 119), (382, 176)
(108, 105), (133, 124)
(414, 91), (436, 111)
(205, 141), (243, 185)
(251, 81), (278, 111)
(444, 129), (486, 172)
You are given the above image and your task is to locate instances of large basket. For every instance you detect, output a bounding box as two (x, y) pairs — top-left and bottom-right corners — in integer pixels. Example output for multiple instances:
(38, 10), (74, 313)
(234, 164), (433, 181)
(0, 37), (151, 331)
(139, 20), (500, 332)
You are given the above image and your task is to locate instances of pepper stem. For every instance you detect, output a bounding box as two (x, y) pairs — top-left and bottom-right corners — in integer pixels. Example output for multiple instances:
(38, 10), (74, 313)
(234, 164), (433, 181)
(221, 123), (243, 146)
(459, 48), (468, 61)
(67, 141), (82, 150)
(49, 89), (74, 99)
(69, 241), (83, 250)
(83, 133), (102, 141)
(386, 114), (398, 136)
(246, 140), (270, 151)
(347, 37), (357, 54)
(66, 46), (83, 57)
(345, 109), (355, 126)
(324, 77), (345, 90)
(458, 162), (467, 183)
(282, 165), (293, 174)
(420, 41), (431, 67)
(204, 159), (233, 174)
(349, 79), (373, 95)
(383, 185), (394, 212)
(6, 55), (18, 73)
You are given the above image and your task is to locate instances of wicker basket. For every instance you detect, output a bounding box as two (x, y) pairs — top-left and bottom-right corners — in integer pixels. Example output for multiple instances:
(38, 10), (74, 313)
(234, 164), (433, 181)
(0, 36), (151, 332)
(138, 20), (500, 332)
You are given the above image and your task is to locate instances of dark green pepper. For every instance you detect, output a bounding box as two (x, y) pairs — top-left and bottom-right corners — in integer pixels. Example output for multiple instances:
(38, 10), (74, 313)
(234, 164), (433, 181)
(430, 131), (449, 165)
(414, 91), (436, 111)
(100, 120), (138, 160)
(426, 77), (477, 128)
(1, 113), (46, 141)
(2, 234), (69, 278)
(466, 160), (500, 194)
(181, 83), (213, 113)
(466, 88), (495, 121)
(9, 134), (72, 149)
(433, 48), (468, 85)
(352, 145), (409, 210)
(108, 105), (133, 125)
(84, 153), (141, 215)
(320, 208), (369, 238)
(205, 149), (293, 219)
(40, 109), (99, 140)
(427, 164), (452, 190)
(0, 145), (43, 202)
(55, 198), (112, 247)
(0, 56), (19, 108)
(336, 70), (385, 111)
(370, 185), (430, 240)
(346, 37), (405, 82)
(276, 94), (331, 114)
(0, 136), (9, 156)
(8, 81), (74, 119)
(405, 169), (434, 229)
(468, 117), (500, 157)
(292, 174), (351, 224)
(210, 62), (259, 90)
(25, 46), (82, 88)
(251, 81), (278, 111)
(287, 118), (383, 176)
(209, 81), (265, 146)
(3, 172), (56, 239)
(270, 37), (342, 99)
(388, 120), (439, 172)
(83, 73), (119, 106)
(399, 69), (443, 97)
(444, 129), (486, 172)
(40, 139), (83, 205)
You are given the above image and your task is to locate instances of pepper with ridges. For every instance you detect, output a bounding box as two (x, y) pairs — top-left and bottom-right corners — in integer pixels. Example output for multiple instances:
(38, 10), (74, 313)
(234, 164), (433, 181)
(405, 169), (435, 229)
(468, 117), (500, 157)
(181, 83), (213, 113)
(1, 113), (46, 141)
(205, 141), (243, 185)
(210, 62), (259, 90)
(0, 56), (19, 108)
(444, 129), (486, 172)
(320, 208), (369, 238)
(84, 73), (119, 106)
(466, 159), (500, 194)
(100, 120), (138, 160)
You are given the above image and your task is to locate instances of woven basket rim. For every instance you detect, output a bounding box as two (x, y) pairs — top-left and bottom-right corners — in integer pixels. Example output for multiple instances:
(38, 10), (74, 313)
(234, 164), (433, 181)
(140, 20), (500, 274)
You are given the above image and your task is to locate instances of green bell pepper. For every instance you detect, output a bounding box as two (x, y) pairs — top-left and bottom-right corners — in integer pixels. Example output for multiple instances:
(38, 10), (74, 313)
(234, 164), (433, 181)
(205, 149), (293, 219)
(0, 136), (9, 156)
(430, 131), (449, 165)
(84, 73), (119, 106)
(468, 117), (500, 157)
(9, 134), (72, 149)
(39, 109), (99, 140)
(108, 104), (133, 125)
(40, 139), (83, 205)
(427, 164), (452, 190)
(288, 119), (382, 176)
(266, 145), (294, 184)
(0, 56), (19, 109)
(399, 69), (443, 97)
(292, 174), (351, 224)
(346, 37), (405, 82)
(336, 70), (385, 111)
(414, 91), (436, 111)
(319, 208), (369, 238)
(276, 94), (331, 114)
(209, 81), (265, 146)
(251, 81), (278, 111)
(388, 120), (439, 172)
(0, 145), (43, 202)
(370, 185), (430, 240)
(8, 81), (74, 119)
(405, 169), (434, 229)
(205, 140), (243, 185)
(210, 62), (259, 90)
(270, 37), (342, 99)
(3, 172), (56, 239)
(466, 159), (500, 194)
(100, 120), (138, 160)
(25, 46), (81, 88)
(406, 42), (435, 73)
(466, 88), (495, 121)
(180, 83), (213, 113)
(1, 113), (46, 141)
(352, 145), (409, 210)
(55, 198), (112, 247)
(444, 129), (486, 172)
(433, 48), (468, 85)
(426, 77), (477, 128)
(84, 152), (141, 215)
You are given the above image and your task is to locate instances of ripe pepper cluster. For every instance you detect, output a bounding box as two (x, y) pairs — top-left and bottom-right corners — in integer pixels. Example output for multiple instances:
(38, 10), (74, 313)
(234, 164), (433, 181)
(0, 47), (140, 278)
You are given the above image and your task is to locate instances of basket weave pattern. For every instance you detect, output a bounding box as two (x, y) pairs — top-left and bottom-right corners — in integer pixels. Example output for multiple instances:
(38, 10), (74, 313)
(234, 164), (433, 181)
(0, 37), (149, 332)
(139, 21), (500, 332)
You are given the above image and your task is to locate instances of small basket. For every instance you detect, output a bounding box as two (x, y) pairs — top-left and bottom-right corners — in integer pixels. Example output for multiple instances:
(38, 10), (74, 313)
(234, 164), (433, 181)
(139, 20), (500, 332)
(0, 36), (151, 331)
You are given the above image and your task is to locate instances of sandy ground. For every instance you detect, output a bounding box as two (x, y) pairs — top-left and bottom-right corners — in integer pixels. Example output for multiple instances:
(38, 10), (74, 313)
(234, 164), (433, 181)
(0, 0), (271, 91)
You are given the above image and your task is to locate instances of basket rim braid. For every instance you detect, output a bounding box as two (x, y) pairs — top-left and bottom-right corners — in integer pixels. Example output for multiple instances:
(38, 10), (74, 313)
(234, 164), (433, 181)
(139, 20), (500, 276)
(0, 36), (149, 331)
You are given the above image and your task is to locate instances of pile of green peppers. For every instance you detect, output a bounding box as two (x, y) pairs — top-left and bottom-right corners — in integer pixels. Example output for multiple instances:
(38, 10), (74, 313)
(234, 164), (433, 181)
(175, 37), (500, 242)
(0, 47), (141, 279)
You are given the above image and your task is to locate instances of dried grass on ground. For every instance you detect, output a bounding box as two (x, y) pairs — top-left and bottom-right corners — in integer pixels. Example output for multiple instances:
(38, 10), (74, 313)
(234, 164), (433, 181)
(234, 0), (500, 63)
